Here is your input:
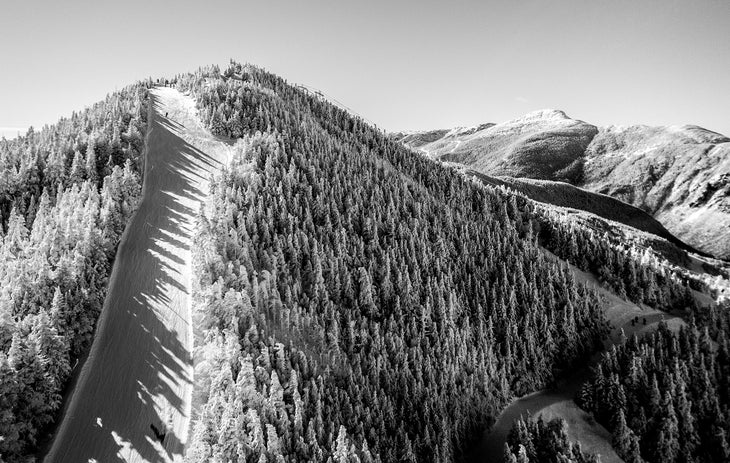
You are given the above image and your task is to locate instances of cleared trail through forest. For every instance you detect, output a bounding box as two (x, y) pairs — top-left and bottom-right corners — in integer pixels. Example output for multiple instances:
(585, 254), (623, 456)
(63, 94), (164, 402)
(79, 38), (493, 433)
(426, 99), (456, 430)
(470, 254), (685, 463)
(45, 87), (228, 463)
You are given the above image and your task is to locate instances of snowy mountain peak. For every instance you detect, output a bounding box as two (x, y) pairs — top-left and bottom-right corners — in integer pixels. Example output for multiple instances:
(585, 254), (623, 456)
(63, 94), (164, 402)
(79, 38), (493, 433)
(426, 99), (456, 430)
(508, 109), (571, 124)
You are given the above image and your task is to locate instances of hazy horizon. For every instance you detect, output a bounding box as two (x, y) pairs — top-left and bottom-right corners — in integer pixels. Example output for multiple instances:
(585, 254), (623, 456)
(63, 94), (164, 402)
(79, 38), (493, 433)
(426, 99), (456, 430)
(2, 0), (729, 138)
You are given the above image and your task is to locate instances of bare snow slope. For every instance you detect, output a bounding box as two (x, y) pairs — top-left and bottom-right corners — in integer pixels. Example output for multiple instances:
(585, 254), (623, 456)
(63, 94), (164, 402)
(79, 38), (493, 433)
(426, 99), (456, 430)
(45, 87), (228, 463)
(395, 112), (730, 259)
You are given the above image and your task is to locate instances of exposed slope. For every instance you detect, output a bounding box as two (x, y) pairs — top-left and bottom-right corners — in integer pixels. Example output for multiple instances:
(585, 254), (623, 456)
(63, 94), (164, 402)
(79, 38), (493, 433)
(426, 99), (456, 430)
(395, 113), (730, 259)
(44, 87), (227, 463)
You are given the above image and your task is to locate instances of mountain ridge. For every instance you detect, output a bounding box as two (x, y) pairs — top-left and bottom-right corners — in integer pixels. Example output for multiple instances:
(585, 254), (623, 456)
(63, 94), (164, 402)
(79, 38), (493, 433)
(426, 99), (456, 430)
(394, 110), (730, 259)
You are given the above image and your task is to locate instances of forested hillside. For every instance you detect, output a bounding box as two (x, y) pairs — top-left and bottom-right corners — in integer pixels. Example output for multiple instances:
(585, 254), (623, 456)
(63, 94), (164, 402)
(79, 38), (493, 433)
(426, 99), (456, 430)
(577, 305), (730, 463)
(469, 173), (688, 249)
(0, 83), (148, 460)
(174, 63), (611, 462)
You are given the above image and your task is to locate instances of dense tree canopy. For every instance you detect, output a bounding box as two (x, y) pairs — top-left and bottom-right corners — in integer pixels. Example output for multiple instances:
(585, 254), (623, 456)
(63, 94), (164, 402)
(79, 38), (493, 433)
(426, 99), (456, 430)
(0, 82), (149, 460)
(505, 416), (600, 463)
(577, 304), (730, 463)
(178, 62), (608, 462)
(536, 208), (698, 313)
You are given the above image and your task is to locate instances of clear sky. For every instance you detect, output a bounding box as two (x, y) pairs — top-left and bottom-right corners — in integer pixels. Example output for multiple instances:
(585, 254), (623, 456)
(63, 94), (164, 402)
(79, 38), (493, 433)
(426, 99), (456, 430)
(1, 0), (729, 139)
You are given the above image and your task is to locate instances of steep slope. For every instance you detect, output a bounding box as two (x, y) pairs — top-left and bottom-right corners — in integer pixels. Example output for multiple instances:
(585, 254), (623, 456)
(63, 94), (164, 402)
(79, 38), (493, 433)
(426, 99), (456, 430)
(395, 113), (730, 259)
(169, 62), (618, 463)
(44, 87), (227, 463)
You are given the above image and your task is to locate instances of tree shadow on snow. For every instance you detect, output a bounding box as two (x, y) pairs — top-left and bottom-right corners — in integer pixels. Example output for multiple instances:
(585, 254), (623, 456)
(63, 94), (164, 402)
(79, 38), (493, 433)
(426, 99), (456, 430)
(44, 92), (224, 463)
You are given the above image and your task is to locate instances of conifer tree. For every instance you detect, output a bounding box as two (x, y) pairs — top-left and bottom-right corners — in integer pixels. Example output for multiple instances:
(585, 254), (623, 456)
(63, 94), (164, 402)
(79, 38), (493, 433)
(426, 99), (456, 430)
(69, 150), (85, 184)
(85, 136), (98, 183)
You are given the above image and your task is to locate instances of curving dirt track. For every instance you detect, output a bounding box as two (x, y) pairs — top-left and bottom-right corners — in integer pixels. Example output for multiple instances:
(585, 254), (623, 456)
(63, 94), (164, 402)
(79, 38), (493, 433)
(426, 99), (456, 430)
(470, 255), (686, 463)
(44, 87), (228, 462)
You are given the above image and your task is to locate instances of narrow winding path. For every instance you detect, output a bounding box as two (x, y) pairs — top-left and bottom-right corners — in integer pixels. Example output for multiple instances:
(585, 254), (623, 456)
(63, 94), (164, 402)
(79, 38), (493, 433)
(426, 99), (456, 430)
(45, 87), (228, 463)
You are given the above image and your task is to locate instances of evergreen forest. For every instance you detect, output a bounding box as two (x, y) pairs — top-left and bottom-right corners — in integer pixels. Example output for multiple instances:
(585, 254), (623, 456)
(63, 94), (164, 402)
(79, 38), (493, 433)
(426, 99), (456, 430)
(0, 82), (149, 460)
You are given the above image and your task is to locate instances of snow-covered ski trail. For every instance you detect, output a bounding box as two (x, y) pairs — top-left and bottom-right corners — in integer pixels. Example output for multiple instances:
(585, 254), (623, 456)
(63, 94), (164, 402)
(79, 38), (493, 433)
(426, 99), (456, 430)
(45, 87), (228, 463)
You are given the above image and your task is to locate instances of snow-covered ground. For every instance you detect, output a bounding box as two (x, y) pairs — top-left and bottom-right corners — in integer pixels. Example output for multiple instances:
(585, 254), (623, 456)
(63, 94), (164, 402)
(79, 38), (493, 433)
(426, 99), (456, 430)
(44, 87), (228, 463)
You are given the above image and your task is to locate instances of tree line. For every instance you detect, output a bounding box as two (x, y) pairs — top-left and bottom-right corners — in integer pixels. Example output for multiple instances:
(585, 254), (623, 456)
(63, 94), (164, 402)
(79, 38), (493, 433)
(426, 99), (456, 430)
(505, 191), (700, 314)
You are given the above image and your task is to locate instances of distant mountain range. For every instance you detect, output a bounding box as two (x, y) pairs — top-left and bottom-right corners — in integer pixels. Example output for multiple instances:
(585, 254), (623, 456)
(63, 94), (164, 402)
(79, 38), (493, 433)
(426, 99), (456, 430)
(394, 110), (730, 260)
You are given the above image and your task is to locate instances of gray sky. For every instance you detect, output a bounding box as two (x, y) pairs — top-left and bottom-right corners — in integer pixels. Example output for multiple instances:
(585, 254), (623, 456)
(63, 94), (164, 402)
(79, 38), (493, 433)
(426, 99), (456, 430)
(2, 0), (729, 139)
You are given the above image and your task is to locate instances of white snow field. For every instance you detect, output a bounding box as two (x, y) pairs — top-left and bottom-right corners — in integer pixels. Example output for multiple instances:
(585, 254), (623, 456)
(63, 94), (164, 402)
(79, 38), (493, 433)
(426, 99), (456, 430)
(44, 87), (229, 463)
